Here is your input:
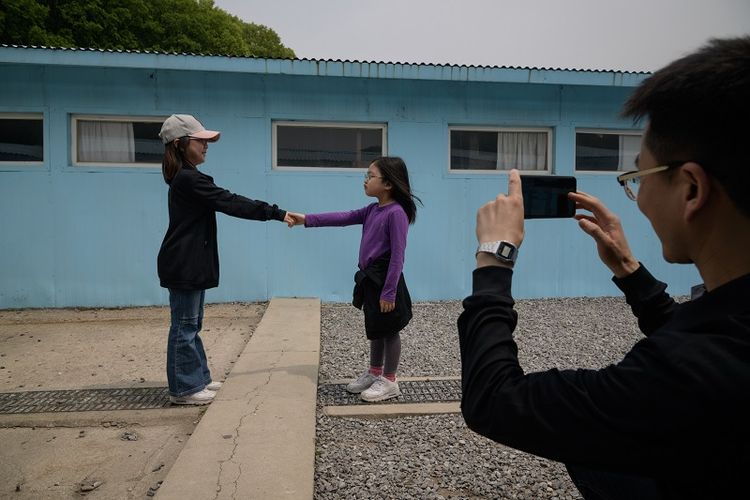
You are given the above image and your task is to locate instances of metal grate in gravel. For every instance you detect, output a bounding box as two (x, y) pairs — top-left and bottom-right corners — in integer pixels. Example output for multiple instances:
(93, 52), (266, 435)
(0, 387), (171, 414)
(318, 378), (461, 406)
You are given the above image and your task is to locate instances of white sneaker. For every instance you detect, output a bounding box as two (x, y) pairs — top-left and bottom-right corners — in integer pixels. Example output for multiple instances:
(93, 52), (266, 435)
(206, 381), (223, 391)
(360, 377), (400, 402)
(169, 388), (215, 405)
(346, 371), (379, 394)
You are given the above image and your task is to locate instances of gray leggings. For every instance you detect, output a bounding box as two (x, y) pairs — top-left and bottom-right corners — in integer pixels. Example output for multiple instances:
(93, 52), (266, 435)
(369, 333), (402, 374)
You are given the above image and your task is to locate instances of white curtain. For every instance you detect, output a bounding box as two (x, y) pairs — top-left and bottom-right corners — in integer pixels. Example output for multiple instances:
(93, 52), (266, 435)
(78, 121), (135, 163)
(619, 134), (641, 170)
(497, 132), (547, 170)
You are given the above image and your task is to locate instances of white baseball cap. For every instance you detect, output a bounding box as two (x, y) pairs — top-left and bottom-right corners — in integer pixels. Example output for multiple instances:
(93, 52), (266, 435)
(159, 114), (220, 144)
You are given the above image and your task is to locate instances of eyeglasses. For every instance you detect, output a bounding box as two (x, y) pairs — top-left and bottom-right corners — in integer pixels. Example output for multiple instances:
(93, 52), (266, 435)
(616, 161), (688, 201)
(364, 173), (383, 181)
(186, 137), (209, 146)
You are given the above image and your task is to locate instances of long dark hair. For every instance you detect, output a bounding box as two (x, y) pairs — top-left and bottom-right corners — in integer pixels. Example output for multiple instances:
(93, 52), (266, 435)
(161, 137), (192, 184)
(371, 156), (422, 224)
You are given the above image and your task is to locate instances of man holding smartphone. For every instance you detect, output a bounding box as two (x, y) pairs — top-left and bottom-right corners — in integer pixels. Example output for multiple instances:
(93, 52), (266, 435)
(459, 37), (750, 500)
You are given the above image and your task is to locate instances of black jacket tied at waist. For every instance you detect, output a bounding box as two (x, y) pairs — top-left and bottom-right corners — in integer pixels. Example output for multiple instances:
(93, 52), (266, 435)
(352, 254), (412, 339)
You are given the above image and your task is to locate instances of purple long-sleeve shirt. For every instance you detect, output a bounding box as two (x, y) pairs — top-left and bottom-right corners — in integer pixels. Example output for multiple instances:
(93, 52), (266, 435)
(305, 202), (409, 303)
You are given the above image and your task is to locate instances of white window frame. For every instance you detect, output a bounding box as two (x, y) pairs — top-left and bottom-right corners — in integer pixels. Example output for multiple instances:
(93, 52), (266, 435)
(448, 125), (553, 174)
(575, 128), (643, 174)
(0, 112), (44, 166)
(272, 120), (388, 171)
(71, 114), (166, 168)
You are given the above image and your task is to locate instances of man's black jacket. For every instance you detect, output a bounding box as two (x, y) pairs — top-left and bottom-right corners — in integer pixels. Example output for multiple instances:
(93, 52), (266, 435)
(458, 264), (750, 499)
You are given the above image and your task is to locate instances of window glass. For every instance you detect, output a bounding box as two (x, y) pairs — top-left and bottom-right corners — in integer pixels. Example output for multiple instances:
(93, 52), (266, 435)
(451, 130), (497, 170)
(450, 128), (549, 171)
(74, 117), (162, 165)
(275, 124), (384, 168)
(576, 131), (641, 172)
(0, 115), (43, 162)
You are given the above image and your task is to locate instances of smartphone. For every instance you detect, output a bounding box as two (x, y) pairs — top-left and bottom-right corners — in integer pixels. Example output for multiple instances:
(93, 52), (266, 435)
(521, 175), (576, 219)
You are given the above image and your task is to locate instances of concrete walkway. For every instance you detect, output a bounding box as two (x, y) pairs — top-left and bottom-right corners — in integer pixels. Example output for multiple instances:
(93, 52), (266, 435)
(157, 297), (321, 500)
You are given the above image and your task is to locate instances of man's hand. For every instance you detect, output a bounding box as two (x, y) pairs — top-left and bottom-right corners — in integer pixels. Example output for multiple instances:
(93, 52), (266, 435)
(569, 191), (639, 278)
(285, 212), (306, 228)
(475, 169), (525, 268)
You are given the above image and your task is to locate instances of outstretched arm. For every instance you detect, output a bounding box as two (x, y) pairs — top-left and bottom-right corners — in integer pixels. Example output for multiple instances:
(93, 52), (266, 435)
(300, 207), (368, 228)
(180, 171), (287, 222)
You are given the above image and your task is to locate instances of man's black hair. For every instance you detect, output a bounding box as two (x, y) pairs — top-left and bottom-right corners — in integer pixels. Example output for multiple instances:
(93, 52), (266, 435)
(623, 36), (750, 215)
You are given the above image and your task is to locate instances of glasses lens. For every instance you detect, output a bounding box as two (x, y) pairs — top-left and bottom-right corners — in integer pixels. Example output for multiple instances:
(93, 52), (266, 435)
(624, 179), (638, 200)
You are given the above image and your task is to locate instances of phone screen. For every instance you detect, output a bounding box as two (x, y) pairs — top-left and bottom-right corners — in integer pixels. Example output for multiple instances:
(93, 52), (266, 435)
(521, 175), (576, 219)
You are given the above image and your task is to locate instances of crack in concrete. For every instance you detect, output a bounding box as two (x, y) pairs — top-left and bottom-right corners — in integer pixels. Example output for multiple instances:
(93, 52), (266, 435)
(212, 349), (283, 500)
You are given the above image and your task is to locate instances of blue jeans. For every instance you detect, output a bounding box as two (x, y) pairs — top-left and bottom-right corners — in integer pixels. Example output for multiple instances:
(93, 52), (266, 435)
(167, 289), (212, 397)
(566, 463), (663, 500)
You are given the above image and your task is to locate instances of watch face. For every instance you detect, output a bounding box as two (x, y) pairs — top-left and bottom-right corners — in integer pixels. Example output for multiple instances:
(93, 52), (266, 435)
(477, 241), (517, 263)
(495, 242), (517, 262)
(498, 244), (514, 259)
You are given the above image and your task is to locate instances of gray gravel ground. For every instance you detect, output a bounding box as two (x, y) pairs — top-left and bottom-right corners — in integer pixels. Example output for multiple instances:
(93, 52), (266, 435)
(315, 297), (651, 500)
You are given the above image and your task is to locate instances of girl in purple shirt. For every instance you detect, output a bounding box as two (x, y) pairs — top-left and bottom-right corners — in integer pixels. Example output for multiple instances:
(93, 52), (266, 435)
(288, 157), (421, 402)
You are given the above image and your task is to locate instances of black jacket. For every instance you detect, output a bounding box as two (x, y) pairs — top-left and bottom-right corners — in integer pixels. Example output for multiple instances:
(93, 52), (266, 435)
(353, 254), (412, 339)
(458, 264), (750, 499)
(157, 167), (286, 290)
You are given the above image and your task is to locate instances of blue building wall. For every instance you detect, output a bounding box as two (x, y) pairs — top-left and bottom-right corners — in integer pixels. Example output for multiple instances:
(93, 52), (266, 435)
(0, 48), (700, 308)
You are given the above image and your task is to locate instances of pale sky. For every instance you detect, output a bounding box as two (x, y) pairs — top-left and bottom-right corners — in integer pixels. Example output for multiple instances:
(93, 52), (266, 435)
(213, 0), (750, 72)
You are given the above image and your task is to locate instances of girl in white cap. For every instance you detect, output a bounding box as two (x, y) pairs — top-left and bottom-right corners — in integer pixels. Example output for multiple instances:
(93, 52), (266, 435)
(157, 114), (294, 405)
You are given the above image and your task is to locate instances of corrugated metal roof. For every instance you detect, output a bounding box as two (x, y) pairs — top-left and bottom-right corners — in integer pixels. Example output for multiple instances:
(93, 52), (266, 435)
(0, 44), (650, 86)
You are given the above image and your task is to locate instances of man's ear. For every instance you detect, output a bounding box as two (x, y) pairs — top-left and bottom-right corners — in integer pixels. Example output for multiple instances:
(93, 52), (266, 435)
(681, 162), (711, 222)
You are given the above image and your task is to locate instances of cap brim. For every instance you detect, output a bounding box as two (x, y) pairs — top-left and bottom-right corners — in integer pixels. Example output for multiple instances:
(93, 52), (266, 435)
(190, 130), (221, 142)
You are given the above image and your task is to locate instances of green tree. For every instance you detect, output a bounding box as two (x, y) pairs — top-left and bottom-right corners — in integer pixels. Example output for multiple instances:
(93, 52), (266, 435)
(0, 0), (296, 58)
(242, 22), (294, 59)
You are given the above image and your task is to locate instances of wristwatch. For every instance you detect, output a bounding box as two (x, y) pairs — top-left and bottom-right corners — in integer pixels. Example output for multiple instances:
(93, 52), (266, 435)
(476, 240), (518, 265)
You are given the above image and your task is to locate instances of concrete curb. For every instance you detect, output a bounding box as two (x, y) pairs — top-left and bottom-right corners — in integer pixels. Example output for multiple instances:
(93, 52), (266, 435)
(322, 402), (460, 418)
(156, 297), (321, 500)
